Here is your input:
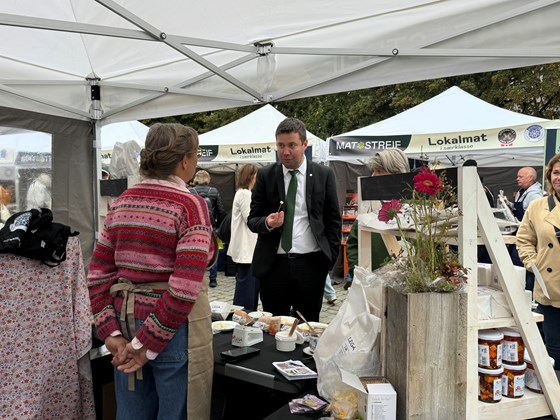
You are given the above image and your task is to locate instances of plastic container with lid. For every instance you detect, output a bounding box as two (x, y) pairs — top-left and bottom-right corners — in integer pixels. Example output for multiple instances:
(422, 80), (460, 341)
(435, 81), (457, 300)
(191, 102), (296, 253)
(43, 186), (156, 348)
(502, 362), (526, 398)
(478, 329), (503, 369)
(479, 366), (504, 403)
(501, 328), (524, 365)
(524, 350), (556, 393)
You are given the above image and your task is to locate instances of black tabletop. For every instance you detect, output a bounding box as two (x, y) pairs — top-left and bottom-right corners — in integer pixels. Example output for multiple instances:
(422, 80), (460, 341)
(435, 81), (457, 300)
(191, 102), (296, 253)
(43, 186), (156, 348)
(213, 329), (317, 395)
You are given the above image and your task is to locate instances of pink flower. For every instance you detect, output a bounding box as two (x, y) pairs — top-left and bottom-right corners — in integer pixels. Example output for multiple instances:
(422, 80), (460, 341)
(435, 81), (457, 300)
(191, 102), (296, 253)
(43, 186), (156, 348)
(413, 166), (443, 196)
(378, 199), (402, 223)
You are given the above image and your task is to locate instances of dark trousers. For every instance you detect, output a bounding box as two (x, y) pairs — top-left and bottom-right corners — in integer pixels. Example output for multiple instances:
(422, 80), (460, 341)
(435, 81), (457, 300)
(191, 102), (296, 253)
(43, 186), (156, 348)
(536, 304), (560, 368)
(260, 251), (329, 322)
(233, 263), (259, 312)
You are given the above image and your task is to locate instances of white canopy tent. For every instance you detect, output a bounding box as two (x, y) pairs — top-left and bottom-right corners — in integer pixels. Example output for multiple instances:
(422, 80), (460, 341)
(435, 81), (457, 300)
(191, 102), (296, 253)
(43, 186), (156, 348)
(329, 87), (557, 167)
(0, 0), (559, 259)
(198, 105), (327, 165)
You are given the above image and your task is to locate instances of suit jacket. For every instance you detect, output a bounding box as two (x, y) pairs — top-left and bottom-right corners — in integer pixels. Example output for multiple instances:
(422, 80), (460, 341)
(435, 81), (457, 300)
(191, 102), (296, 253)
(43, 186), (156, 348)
(248, 160), (341, 279)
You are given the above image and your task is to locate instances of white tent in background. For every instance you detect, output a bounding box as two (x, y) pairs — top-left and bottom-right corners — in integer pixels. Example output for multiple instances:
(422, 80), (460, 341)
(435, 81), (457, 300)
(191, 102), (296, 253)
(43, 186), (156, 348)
(100, 120), (149, 165)
(329, 87), (557, 167)
(198, 105), (328, 164)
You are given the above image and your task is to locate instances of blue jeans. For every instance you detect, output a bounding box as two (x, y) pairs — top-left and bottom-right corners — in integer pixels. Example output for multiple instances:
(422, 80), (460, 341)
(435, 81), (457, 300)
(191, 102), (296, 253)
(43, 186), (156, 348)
(536, 304), (560, 369)
(324, 274), (336, 300)
(114, 319), (189, 420)
(209, 259), (218, 282)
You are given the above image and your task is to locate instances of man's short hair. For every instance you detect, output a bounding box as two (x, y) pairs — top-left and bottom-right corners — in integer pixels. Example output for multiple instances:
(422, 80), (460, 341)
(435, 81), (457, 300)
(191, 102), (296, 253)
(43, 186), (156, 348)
(275, 118), (307, 143)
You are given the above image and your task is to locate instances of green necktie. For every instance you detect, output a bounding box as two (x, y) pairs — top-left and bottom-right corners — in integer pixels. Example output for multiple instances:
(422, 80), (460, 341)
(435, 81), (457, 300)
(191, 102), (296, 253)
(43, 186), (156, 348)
(281, 170), (298, 252)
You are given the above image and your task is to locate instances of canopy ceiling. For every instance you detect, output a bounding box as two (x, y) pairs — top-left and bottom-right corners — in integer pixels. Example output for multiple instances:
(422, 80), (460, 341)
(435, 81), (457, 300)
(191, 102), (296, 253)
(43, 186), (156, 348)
(0, 0), (559, 125)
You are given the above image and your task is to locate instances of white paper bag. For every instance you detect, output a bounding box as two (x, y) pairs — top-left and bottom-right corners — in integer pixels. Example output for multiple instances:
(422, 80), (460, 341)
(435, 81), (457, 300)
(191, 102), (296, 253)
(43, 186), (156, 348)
(315, 266), (383, 401)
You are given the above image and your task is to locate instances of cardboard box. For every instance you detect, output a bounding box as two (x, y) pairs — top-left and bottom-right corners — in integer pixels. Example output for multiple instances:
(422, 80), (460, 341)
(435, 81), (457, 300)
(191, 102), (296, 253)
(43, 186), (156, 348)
(341, 370), (396, 420)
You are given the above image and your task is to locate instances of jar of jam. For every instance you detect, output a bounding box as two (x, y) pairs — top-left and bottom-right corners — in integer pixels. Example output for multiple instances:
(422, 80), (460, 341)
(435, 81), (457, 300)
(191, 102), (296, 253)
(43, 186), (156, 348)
(501, 328), (524, 365)
(524, 350), (556, 393)
(502, 362), (526, 398)
(479, 366), (504, 403)
(478, 329), (503, 369)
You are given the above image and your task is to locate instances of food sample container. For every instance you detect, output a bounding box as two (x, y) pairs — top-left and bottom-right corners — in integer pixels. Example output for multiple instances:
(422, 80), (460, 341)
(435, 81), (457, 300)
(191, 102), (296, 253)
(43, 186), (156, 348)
(478, 329), (503, 369)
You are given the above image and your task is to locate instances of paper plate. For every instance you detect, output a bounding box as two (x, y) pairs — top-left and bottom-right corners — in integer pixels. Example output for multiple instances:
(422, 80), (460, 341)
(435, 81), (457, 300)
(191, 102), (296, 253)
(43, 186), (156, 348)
(302, 346), (314, 356)
(248, 311), (272, 319)
(211, 320), (238, 332)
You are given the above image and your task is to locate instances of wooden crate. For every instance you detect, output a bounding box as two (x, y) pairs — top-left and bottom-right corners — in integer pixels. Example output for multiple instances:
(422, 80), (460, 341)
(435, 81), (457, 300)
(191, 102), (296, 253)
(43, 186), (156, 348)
(384, 287), (468, 419)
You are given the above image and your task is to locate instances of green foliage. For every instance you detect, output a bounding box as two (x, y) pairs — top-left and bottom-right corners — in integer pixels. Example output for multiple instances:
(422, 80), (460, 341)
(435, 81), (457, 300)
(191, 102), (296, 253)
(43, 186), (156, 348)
(143, 63), (560, 138)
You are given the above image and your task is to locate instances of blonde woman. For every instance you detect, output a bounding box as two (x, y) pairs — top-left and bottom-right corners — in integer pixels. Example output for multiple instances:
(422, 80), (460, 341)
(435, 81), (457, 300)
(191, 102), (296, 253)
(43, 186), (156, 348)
(345, 148), (410, 288)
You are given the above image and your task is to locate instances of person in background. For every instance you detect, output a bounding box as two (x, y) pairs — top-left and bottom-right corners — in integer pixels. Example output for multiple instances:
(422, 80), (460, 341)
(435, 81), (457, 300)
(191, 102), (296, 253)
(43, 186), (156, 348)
(228, 163), (260, 311)
(506, 167), (543, 292)
(517, 153), (560, 368)
(512, 166), (542, 221)
(323, 274), (337, 304)
(88, 123), (215, 420)
(0, 185), (11, 223)
(26, 173), (52, 209)
(248, 117), (341, 322)
(192, 169), (226, 288)
(462, 159), (494, 208)
(345, 149), (410, 289)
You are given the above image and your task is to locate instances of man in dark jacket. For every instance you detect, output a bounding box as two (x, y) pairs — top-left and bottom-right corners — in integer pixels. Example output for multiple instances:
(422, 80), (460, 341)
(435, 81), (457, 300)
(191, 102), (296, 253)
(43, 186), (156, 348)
(192, 170), (226, 287)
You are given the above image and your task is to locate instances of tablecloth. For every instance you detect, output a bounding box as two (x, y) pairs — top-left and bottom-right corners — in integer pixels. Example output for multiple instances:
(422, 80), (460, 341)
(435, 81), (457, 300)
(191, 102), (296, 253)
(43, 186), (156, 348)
(0, 237), (95, 419)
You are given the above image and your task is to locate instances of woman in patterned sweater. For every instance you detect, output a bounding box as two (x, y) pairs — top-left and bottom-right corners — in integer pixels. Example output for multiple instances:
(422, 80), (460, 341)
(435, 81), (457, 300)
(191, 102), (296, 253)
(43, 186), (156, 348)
(88, 123), (215, 419)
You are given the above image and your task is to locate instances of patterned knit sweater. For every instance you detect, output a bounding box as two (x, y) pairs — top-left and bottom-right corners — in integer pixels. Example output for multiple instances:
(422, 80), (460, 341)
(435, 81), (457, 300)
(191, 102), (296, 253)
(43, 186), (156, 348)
(88, 178), (213, 353)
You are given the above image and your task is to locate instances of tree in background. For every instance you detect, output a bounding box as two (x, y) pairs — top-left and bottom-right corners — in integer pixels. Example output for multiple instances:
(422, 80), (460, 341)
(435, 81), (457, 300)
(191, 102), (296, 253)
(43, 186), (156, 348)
(143, 63), (560, 139)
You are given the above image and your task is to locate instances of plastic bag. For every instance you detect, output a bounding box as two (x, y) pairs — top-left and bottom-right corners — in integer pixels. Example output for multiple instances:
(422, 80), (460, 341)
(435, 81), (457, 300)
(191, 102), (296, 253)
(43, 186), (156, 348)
(314, 266), (383, 401)
(108, 140), (142, 179)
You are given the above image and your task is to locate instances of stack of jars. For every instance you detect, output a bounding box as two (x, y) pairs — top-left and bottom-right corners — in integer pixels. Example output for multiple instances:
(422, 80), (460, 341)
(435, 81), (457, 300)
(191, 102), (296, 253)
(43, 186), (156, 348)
(500, 328), (526, 399)
(478, 329), (504, 403)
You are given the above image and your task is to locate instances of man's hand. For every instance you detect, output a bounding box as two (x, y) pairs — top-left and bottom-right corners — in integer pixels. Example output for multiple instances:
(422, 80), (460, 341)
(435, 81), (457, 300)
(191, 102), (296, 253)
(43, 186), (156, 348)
(266, 211), (284, 229)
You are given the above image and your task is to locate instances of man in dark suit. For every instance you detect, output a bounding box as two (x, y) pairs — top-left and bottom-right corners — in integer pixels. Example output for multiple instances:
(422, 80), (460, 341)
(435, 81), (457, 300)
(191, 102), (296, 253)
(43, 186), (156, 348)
(248, 118), (341, 321)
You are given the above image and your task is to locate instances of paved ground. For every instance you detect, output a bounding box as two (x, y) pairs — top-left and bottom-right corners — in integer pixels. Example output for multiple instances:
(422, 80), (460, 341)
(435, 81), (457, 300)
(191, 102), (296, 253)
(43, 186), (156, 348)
(207, 271), (348, 324)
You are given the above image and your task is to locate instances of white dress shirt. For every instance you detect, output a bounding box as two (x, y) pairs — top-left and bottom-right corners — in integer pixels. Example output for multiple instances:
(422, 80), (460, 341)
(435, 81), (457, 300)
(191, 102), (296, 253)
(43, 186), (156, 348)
(279, 159), (320, 254)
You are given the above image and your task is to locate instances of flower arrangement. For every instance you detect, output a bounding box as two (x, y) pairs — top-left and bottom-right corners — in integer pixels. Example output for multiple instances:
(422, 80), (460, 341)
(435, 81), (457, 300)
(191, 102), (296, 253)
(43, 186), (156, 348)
(377, 166), (468, 293)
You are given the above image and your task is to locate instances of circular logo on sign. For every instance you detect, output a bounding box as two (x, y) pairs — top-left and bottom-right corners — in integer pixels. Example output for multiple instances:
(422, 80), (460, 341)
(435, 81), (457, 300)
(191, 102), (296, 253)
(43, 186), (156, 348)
(524, 125), (545, 143)
(498, 128), (516, 146)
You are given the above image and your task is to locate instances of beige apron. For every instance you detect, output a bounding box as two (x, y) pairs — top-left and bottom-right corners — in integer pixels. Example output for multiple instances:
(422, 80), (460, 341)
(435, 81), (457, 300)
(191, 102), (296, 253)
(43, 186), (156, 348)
(187, 278), (213, 419)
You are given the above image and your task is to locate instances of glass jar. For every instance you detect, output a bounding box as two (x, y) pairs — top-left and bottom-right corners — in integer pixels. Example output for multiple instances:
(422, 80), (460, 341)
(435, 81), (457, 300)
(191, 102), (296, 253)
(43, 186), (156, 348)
(502, 362), (526, 398)
(501, 328), (524, 365)
(478, 329), (503, 369)
(479, 366), (504, 403)
(524, 350), (556, 393)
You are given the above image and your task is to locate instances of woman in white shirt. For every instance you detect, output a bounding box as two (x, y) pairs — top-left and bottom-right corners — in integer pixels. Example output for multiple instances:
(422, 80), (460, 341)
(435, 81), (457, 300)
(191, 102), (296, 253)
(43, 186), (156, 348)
(228, 164), (259, 311)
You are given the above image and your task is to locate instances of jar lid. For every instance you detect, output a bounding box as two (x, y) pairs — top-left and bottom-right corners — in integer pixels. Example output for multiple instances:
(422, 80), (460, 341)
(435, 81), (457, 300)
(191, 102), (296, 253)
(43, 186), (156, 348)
(524, 350), (556, 367)
(501, 328), (522, 338)
(502, 362), (527, 370)
(478, 366), (504, 375)
(478, 329), (504, 341)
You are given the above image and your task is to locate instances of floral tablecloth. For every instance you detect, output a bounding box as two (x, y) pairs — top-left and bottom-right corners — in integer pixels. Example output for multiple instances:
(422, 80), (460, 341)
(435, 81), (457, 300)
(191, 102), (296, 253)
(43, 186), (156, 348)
(0, 237), (95, 419)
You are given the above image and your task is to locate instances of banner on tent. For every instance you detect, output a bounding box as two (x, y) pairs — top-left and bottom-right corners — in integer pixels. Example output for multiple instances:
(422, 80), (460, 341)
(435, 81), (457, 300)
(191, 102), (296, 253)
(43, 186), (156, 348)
(198, 143), (314, 163)
(329, 122), (551, 159)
